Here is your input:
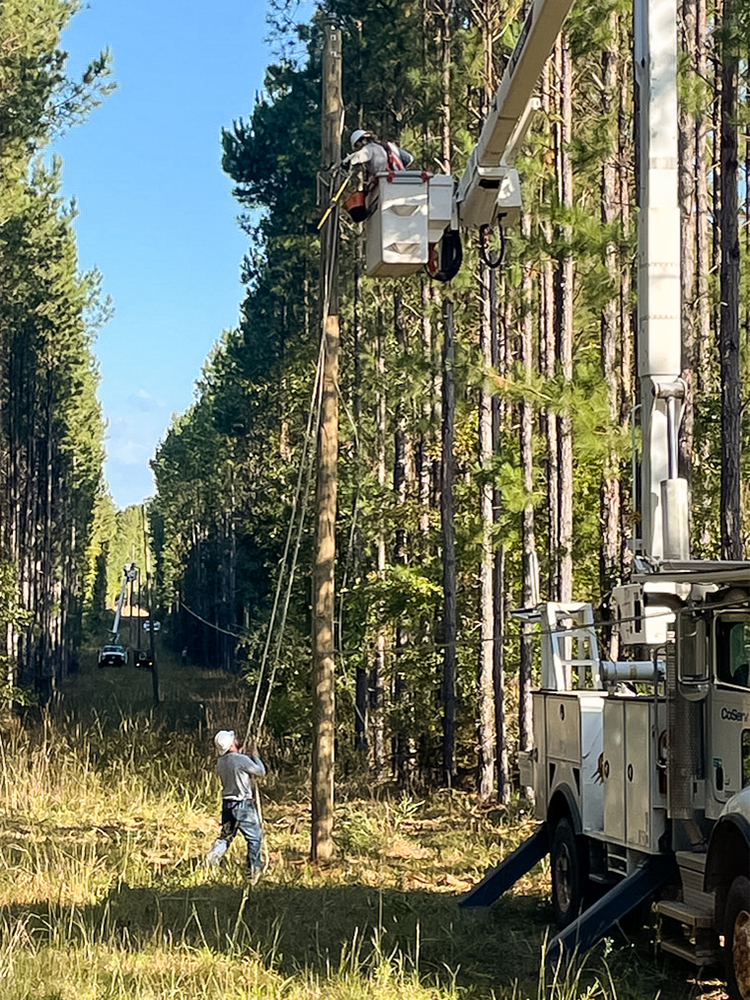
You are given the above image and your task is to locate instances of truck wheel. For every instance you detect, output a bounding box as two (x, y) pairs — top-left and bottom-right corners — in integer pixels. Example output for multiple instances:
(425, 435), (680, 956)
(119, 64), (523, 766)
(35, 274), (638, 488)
(551, 817), (584, 928)
(725, 875), (750, 1000)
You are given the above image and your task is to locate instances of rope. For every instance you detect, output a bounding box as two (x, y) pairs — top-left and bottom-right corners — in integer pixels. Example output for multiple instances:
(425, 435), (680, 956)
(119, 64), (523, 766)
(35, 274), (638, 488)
(243, 340), (324, 745)
(242, 185), (341, 746)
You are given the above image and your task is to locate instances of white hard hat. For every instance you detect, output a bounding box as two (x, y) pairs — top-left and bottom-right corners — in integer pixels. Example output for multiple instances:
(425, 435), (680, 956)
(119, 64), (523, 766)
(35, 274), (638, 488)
(214, 730), (235, 754)
(350, 129), (371, 149)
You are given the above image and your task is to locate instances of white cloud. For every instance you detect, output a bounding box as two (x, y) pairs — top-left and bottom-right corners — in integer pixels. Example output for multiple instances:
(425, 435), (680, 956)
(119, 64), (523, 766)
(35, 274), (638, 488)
(126, 388), (166, 413)
(104, 394), (171, 506)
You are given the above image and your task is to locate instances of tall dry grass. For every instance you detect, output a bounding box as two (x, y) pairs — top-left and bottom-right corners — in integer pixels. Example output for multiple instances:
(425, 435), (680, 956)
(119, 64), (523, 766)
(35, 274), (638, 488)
(0, 655), (692, 998)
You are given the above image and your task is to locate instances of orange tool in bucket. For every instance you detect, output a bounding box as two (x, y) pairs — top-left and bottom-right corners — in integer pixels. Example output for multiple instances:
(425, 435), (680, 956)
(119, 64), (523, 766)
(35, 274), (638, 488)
(343, 190), (367, 222)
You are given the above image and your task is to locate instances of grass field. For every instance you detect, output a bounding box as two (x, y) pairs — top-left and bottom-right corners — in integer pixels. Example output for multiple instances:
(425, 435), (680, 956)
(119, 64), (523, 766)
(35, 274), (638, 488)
(0, 651), (725, 999)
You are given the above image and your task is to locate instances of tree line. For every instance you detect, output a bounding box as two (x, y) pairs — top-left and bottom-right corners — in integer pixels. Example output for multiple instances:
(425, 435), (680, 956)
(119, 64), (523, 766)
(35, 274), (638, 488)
(2, 0), (740, 800)
(149, 0), (750, 800)
(0, 0), (113, 704)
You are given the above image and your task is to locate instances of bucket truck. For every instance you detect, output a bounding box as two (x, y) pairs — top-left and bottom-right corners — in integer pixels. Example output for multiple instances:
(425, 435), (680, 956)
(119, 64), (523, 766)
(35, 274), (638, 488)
(440, 0), (750, 995)
(97, 563), (137, 667)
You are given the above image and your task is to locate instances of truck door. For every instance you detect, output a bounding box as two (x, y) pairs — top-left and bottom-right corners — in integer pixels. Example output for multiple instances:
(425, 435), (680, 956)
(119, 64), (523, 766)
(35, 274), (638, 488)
(709, 615), (750, 816)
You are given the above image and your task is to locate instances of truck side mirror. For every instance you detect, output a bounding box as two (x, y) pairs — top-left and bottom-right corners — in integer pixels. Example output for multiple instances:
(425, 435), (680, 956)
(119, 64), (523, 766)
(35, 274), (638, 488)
(677, 615), (710, 699)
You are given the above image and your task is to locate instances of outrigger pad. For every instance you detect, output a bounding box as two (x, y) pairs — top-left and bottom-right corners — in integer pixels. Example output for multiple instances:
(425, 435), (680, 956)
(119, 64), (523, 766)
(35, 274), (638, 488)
(546, 852), (679, 965)
(460, 822), (550, 909)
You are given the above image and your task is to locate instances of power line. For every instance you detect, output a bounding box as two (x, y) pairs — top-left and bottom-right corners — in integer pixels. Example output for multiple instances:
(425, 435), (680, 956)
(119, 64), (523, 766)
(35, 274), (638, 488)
(181, 600), (244, 639)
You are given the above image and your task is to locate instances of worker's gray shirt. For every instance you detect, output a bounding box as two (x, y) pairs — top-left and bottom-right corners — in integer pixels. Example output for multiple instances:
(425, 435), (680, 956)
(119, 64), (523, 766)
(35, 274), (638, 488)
(216, 751), (266, 800)
(347, 141), (414, 174)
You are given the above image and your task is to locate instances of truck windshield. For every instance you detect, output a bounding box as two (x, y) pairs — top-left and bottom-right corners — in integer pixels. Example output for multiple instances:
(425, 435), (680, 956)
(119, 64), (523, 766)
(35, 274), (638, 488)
(716, 617), (750, 689)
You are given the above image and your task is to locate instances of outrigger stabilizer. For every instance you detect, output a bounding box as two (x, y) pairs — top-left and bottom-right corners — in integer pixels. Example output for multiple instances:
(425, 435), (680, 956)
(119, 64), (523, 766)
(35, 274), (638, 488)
(460, 830), (678, 962)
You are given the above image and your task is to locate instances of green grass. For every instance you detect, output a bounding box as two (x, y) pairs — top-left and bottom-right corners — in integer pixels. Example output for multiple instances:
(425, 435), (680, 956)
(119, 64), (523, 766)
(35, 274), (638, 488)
(0, 651), (719, 999)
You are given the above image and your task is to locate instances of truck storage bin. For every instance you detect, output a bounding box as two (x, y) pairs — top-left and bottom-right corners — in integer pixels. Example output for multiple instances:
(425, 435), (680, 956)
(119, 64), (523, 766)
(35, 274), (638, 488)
(603, 697), (666, 850)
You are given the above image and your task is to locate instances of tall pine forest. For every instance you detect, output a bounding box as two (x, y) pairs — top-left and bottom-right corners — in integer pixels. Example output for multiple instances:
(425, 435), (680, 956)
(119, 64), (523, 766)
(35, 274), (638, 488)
(2, 0), (750, 805)
(149, 0), (750, 799)
(0, 0), (113, 705)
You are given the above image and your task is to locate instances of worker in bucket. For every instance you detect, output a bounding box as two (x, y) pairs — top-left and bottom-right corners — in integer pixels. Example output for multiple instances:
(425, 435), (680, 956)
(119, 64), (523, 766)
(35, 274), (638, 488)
(343, 129), (414, 177)
(206, 730), (266, 877)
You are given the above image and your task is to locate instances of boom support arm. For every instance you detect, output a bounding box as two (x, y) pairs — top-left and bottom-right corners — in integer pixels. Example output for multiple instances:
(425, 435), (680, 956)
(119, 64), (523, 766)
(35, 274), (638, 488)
(109, 563), (138, 643)
(456, 0), (575, 228)
(634, 0), (688, 561)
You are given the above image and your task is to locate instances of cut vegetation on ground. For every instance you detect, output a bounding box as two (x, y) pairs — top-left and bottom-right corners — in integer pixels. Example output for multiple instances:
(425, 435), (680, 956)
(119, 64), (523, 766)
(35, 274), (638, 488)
(0, 654), (723, 999)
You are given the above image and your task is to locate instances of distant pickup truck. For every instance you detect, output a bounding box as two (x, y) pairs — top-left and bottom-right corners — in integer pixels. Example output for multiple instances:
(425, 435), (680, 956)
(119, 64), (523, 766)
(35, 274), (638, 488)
(98, 644), (128, 668)
(134, 650), (154, 669)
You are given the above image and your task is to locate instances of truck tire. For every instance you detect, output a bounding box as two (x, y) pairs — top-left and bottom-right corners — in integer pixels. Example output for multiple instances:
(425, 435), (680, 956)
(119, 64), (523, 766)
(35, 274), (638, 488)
(551, 817), (585, 928)
(725, 875), (750, 1000)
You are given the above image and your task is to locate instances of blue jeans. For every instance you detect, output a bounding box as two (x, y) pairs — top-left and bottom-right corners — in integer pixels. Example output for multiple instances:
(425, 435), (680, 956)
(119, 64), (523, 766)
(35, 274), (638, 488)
(219, 797), (263, 871)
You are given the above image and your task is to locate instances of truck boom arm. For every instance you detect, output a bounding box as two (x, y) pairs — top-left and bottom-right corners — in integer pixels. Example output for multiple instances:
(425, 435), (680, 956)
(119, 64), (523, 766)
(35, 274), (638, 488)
(456, 0), (688, 564)
(108, 563), (137, 643)
(456, 0), (575, 227)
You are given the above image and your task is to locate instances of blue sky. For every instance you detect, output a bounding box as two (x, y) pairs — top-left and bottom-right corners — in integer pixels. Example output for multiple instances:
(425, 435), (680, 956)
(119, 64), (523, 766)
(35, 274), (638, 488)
(54, 0), (312, 509)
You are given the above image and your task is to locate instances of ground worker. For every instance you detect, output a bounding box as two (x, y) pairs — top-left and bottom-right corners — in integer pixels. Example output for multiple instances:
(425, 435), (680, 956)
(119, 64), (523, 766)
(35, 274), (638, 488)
(343, 129), (414, 177)
(206, 730), (266, 878)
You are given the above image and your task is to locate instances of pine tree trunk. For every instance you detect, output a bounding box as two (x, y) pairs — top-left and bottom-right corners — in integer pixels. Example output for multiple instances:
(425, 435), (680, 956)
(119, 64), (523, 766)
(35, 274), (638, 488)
(393, 293), (410, 782)
(540, 65), (558, 599)
(493, 270), (510, 805)
(678, 0), (697, 491)
(418, 280), (436, 534)
(618, 60), (634, 574)
(519, 212), (536, 804)
(600, 12), (621, 655)
(353, 256), (368, 754)
(372, 323), (387, 776)
(438, 0), (456, 786)
(394, 294), (408, 565)
(554, 35), (574, 602)
(478, 260), (495, 803)
(719, 11), (742, 560)
(493, 544), (510, 804)
(695, 0), (711, 385)
(441, 297), (457, 785)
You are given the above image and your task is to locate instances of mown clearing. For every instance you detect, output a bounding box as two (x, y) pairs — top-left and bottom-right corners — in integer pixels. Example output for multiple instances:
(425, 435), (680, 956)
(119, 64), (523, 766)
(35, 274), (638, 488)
(0, 654), (723, 999)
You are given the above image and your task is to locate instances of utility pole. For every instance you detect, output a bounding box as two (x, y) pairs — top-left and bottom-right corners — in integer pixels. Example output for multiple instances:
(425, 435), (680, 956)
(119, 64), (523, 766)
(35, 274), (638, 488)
(142, 505), (159, 708)
(311, 21), (342, 864)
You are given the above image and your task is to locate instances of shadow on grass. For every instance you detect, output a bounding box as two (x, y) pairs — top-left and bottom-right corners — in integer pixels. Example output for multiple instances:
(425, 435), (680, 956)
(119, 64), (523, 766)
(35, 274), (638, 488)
(2, 879), (550, 994)
(0, 879), (709, 999)
(54, 652), (224, 732)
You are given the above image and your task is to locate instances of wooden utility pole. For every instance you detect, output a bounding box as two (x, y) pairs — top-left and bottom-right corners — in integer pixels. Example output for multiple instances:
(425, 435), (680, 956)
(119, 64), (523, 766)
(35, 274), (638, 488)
(142, 505), (159, 708)
(719, 4), (741, 561)
(311, 21), (342, 864)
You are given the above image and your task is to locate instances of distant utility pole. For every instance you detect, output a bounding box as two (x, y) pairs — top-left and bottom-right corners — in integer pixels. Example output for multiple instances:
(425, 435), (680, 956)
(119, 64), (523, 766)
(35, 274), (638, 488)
(142, 505), (160, 708)
(311, 20), (342, 864)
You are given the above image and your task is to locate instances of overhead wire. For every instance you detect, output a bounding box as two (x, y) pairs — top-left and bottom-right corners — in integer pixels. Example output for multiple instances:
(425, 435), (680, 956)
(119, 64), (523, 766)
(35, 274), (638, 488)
(180, 600), (245, 638)
(478, 223), (506, 269)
